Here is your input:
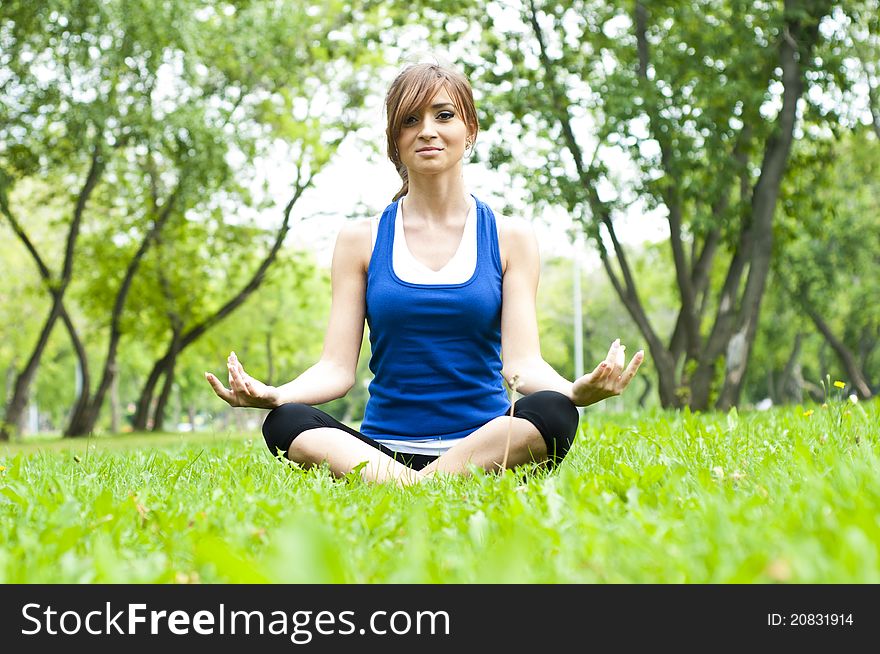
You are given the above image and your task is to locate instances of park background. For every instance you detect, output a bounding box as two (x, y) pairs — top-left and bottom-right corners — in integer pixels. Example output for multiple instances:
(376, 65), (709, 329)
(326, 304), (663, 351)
(0, 0), (878, 584)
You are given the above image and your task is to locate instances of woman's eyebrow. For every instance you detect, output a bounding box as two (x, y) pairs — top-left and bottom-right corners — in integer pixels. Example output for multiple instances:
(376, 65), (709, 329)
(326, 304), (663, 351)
(430, 102), (455, 109)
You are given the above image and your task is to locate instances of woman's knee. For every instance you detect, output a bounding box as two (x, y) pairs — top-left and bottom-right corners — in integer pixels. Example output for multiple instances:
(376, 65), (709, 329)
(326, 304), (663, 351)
(261, 403), (323, 459)
(512, 390), (580, 463)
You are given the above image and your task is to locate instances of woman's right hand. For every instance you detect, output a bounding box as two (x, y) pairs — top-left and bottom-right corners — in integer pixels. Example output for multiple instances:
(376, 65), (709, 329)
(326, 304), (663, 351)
(205, 351), (280, 409)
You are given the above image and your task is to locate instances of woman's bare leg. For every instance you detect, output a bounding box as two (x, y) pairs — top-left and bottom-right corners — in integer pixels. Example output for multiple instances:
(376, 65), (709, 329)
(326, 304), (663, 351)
(288, 427), (423, 486)
(420, 416), (547, 478)
(285, 417), (546, 484)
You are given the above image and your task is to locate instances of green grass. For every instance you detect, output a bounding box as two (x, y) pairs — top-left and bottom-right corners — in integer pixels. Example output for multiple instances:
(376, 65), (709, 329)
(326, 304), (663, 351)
(1, 399), (877, 583)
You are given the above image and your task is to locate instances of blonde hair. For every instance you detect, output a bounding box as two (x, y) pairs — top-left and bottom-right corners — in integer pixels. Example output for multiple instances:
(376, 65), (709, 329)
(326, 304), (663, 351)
(384, 62), (479, 202)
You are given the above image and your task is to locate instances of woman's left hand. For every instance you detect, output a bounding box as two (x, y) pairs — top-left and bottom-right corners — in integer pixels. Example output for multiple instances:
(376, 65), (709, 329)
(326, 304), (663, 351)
(570, 339), (644, 407)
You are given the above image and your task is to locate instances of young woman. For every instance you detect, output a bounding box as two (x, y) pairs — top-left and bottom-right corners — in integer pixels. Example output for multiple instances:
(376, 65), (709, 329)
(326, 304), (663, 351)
(205, 62), (644, 485)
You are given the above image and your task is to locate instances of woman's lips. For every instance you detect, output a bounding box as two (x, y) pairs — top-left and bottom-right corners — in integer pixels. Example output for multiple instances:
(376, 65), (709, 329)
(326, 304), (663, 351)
(416, 148), (443, 156)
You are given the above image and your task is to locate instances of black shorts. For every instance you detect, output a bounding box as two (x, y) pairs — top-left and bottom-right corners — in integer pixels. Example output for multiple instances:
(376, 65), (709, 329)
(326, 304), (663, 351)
(261, 390), (580, 471)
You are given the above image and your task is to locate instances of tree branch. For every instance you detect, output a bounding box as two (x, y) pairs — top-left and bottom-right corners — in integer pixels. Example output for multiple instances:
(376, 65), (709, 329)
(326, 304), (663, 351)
(527, 0), (662, 353)
(634, 2), (700, 356)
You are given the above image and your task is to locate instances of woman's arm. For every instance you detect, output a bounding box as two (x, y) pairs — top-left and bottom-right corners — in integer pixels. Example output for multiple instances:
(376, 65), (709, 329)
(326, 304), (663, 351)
(499, 219), (574, 397)
(206, 220), (370, 408)
(499, 219), (643, 407)
(272, 220), (368, 404)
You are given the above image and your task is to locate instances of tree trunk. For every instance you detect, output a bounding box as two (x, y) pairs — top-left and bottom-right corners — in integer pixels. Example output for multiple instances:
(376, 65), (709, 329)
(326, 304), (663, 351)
(136, 182), (305, 431)
(132, 354), (167, 431)
(152, 352), (178, 432)
(4, 360), (15, 405)
(62, 309), (92, 437)
(716, 0), (832, 410)
(781, 332), (804, 403)
(0, 141), (104, 440)
(637, 375), (652, 408)
(689, 240), (752, 410)
(110, 362), (120, 434)
(767, 369), (778, 404)
(635, 2), (701, 362)
(807, 308), (873, 399)
(857, 325), (877, 383)
(1, 301), (62, 439)
(65, 189), (180, 437)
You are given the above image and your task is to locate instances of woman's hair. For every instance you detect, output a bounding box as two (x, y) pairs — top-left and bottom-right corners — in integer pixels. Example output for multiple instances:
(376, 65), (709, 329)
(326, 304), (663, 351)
(385, 61), (479, 202)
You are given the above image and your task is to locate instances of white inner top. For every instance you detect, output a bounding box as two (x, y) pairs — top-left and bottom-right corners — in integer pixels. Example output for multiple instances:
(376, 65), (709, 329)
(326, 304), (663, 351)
(368, 195), (478, 454)
(370, 195), (478, 285)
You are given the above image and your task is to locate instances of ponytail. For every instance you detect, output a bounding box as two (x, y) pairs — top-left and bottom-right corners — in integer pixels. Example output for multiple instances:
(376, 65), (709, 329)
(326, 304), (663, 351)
(392, 164), (409, 202)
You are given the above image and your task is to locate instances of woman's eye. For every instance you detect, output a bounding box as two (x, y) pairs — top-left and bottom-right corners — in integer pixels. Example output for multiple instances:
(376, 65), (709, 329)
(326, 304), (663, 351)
(438, 111), (454, 120)
(404, 116), (418, 125)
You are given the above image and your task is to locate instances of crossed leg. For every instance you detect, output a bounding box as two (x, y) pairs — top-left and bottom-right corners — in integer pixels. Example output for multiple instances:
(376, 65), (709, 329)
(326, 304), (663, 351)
(287, 427), (424, 486)
(287, 416), (546, 486)
(420, 416), (546, 478)
(263, 391), (576, 486)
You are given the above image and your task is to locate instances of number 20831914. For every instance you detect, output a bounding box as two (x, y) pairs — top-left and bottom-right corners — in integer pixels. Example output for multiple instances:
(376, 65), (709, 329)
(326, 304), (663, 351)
(768, 613), (854, 627)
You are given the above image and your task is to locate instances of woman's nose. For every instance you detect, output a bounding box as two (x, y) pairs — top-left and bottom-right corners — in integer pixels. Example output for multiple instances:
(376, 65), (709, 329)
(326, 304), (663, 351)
(417, 117), (439, 138)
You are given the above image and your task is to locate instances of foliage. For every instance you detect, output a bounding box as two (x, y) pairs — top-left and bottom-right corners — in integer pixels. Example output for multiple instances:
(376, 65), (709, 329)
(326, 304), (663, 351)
(765, 128), (880, 395)
(776, 130), (880, 334)
(0, 0), (387, 435)
(2, 0), (879, 424)
(434, 0), (856, 408)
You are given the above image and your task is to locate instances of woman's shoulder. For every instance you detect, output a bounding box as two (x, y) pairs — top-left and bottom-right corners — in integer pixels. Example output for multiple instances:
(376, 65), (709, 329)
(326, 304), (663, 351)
(333, 219), (372, 272)
(493, 210), (537, 247)
(494, 211), (534, 238)
(491, 209), (538, 273)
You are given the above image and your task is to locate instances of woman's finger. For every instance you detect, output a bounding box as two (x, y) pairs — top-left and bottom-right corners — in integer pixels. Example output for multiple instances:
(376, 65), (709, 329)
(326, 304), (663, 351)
(604, 339), (619, 366)
(227, 360), (237, 391)
(229, 360), (247, 394)
(617, 350), (645, 389)
(589, 360), (610, 383)
(229, 352), (252, 393)
(205, 372), (235, 404)
(235, 352), (250, 379)
(610, 344), (625, 377)
(231, 351), (245, 377)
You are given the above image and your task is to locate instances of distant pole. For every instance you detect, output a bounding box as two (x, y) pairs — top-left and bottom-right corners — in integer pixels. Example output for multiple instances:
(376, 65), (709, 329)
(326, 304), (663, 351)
(27, 401), (39, 435)
(573, 230), (585, 416)
(74, 359), (82, 403)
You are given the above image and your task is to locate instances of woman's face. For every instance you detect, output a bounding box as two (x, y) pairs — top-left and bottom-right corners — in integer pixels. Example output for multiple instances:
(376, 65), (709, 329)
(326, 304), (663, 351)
(395, 86), (473, 176)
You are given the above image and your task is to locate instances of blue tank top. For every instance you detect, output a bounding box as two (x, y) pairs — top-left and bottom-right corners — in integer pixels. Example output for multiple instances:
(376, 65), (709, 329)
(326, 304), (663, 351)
(360, 195), (510, 442)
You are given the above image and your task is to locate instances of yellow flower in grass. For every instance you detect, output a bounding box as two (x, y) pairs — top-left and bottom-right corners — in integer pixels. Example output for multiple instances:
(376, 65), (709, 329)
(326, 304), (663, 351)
(833, 380), (846, 389)
(803, 409), (814, 417)
(0, 465), (5, 472)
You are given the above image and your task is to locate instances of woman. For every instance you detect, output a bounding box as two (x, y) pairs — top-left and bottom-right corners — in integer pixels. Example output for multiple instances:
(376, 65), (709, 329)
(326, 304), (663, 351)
(205, 62), (644, 485)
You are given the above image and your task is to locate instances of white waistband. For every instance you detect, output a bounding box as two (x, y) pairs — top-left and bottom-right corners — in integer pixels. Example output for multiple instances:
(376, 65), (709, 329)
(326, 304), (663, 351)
(374, 437), (465, 456)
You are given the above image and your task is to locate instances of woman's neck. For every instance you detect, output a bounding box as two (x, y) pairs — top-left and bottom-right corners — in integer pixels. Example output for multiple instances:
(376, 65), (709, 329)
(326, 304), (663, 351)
(402, 170), (470, 226)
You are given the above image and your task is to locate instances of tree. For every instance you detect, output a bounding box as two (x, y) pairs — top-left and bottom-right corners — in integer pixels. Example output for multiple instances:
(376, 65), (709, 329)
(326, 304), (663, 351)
(0, 0), (142, 439)
(849, 0), (880, 138)
(462, 0), (836, 409)
(1, 0), (385, 438)
(774, 130), (879, 398)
